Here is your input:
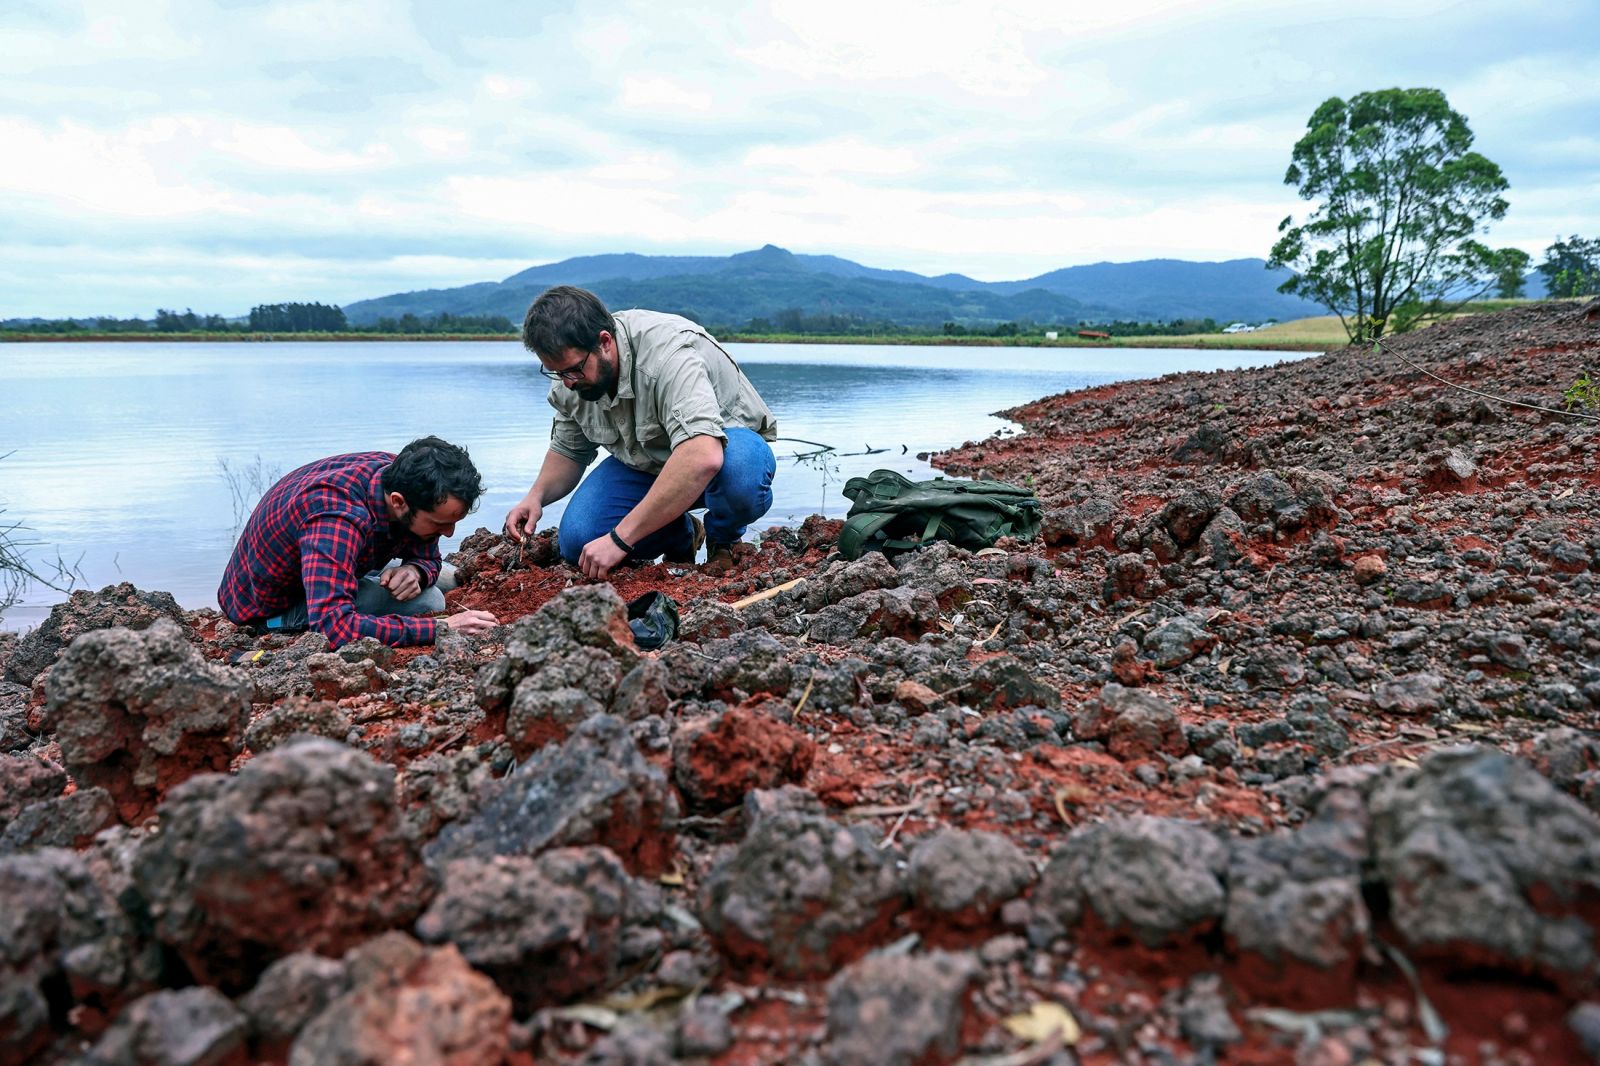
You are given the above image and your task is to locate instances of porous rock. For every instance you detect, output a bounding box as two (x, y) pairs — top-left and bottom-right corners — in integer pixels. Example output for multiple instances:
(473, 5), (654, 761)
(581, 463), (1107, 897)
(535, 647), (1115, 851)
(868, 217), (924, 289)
(1223, 786), (1371, 993)
(823, 950), (979, 1066)
(907, 828), (1036, 923)
(425, 713), (678, 876)
(1073, 683), (1187, 761)
(1141, 615), (1215, 669)
(238, 951), (351, 1057)
(0, 680), (32, 751)
(415, 847), (663, 1011)
(242, 695), (353, 753)
(4, 582), (185, 687)
(1029, 815), (1228, 948)
(807, 586), (941, 644)
(0, 847), (146, 1061)
(81, 986), (248, 1066)
(475, 584), (638, 713)
(0, 785), (118, 854)
(1369, 745), (1600, 981)
(44, 619), (249, 824)
(1371, 672), (1447, 716)
(700, 810), (907, 977)
(288, 934), (510, 1066)
(502, 641), (625, 758)
(671, 705), (816, 812)
(133, 737), (431, 990)
(0, 752), (66, 829)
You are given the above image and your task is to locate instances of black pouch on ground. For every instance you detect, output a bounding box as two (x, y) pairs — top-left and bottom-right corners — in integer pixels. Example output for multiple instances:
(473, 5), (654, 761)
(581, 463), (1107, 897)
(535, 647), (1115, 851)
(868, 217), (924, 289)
(627, 590), (680, 649)
(838, 468), (1044, 560)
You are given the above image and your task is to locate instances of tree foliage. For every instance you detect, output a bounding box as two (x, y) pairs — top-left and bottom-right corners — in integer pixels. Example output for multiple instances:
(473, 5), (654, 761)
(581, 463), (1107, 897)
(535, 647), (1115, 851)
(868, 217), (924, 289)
(1538, 235), (1600, 298)
(1268, 88), (1513, 342)
(248, 302), (348, 332)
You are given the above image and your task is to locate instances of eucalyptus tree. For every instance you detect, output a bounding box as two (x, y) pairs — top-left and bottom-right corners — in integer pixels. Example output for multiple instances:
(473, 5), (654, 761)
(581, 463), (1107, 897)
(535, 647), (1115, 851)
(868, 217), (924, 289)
(1268, 88), (1515, 342)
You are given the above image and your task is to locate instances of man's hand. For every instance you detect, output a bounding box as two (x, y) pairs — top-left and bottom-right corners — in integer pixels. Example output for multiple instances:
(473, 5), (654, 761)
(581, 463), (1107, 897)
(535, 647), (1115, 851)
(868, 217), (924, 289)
(379, 563), (423, 601)
(578, 532), (629, 581)
(442, 609), (498, 636)
(505, 494), (543, 543)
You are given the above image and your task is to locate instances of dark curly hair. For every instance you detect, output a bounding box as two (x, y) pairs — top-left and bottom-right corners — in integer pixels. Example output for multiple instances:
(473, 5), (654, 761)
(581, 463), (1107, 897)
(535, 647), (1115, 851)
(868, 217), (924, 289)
(382, 436), (484, 512)
(521, 285), (616, 361)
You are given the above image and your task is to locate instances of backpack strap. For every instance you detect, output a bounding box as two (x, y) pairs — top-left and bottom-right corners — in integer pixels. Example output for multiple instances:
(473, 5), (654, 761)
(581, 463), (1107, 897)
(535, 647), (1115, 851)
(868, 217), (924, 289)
(838, 511), (899, 560)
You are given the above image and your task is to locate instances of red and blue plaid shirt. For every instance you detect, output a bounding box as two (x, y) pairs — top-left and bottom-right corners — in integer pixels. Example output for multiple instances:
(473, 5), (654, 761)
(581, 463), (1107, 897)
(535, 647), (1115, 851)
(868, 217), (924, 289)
(217, 452), (442, 649)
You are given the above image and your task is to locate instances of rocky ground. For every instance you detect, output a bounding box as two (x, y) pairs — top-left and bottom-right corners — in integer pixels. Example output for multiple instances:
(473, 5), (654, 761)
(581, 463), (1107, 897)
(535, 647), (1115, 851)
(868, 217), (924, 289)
(3, 300), (1599, 1066)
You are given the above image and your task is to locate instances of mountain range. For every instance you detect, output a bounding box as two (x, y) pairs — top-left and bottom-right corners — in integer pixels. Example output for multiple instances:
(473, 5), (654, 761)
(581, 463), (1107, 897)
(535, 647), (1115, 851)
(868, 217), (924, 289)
(341, 244), (1328, 329)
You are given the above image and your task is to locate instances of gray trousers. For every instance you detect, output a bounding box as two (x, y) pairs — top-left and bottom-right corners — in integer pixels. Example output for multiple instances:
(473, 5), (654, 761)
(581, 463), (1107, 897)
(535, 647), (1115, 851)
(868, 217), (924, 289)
(265, 563), (457, 632)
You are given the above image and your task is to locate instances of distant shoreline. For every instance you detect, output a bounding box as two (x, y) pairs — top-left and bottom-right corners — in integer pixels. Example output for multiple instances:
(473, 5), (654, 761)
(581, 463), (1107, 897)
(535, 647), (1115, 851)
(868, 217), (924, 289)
(0, 331), (1338, 352)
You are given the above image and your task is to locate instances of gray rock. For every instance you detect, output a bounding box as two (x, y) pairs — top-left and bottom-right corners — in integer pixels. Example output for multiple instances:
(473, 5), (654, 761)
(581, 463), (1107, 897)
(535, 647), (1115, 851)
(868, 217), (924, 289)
(0, 785), (117, 854)
(966, 656), (1060, 712)
(425, 714), (678, 876)
(1174, 973), (1241, 1048)
(0, 680), (32, 751)
(4, 582), (185, 686)
(474, 585), (639, 713)
(802, 551), (902, 611)
(807, 586), (942, 644)
(1029, 815), (1228, 948)
(133, 738), (431, 990)
(1160, 489), (1222, 547)
(611, 659), (673, 721)
(823, 951), (979, 1066)
(1371, 672), (1447, 716)
(893, 541), (979, 610)
(239, 952), (351, 1054)
(678, 600), (746, 643)
(908, 828), (1035, 921)
(1198, 507), (1247, 569)
(578, 1019), (676, 1066)
(700, 810), (907, 977)
(0, 847), (145, 1062)
(0, 752), (65, 829)
(1041, 496), (1117, 548)
(1142, 615), (1214, 669)
(43, 619), (248, 824)
(1369, 746), (1600, 977)
(242, 695), (352, 753)
(80, 987), (248, 1066)
(701, 631), (795, 701)
(1528, 727), (1600, 812)
(1223, 786), (1371, 973)
(415, 848), (662, 1011)
(1569, 1002), (1600, 1062)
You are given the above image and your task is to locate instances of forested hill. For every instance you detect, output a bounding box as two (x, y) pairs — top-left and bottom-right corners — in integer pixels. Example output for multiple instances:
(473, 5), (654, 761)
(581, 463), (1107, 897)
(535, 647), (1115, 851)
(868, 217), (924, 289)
(341, 244), (1324, 329)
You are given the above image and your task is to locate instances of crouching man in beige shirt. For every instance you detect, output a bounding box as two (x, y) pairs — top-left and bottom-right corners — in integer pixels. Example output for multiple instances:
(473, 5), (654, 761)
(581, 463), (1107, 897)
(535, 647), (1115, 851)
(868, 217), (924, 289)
(504, 286), (778, 580)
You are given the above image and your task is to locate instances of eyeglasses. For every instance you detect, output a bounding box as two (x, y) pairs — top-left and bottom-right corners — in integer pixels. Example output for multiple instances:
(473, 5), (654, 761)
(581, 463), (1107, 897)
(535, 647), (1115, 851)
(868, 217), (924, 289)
(539, 349), (594, 382)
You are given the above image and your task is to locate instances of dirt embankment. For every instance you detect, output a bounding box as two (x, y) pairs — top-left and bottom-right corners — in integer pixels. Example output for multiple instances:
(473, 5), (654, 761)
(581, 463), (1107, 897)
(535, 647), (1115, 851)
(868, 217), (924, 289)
(2, 300), (1599, 1065)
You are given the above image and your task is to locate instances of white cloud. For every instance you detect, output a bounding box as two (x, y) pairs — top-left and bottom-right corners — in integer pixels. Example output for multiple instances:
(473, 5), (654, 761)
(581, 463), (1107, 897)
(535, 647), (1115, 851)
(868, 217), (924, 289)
(2, 0), (1597, 315)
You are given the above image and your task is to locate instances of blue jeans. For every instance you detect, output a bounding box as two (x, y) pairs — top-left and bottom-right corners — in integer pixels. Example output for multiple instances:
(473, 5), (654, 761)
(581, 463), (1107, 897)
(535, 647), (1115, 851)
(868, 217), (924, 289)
(264, 564), (457, 631)
(558, 428), (776, 563)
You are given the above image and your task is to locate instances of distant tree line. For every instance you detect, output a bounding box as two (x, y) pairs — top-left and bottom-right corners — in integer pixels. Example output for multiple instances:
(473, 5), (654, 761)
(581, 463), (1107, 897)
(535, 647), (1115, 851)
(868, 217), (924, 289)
(1, 303), (514, 335)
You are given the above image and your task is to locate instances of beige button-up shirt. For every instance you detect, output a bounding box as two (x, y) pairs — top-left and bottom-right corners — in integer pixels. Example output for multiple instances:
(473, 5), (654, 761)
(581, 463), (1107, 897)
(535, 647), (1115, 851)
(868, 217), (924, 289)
(547, 309), (778, 475)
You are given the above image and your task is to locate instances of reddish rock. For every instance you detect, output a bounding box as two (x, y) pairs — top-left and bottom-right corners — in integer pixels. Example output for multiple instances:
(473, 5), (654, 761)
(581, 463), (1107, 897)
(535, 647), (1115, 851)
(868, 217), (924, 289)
(671, 705), (816, 812)
(289, 934), (510, 1066)
(1352, 555), (1387, 585)
(1074, 683), (1187, 761)
(893, 679), (941, 716)
(132, 739), (432, 991)
(43, 619), (249, 824)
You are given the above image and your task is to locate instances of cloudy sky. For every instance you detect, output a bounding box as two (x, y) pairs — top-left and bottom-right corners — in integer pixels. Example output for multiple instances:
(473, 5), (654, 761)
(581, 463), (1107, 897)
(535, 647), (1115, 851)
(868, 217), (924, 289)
(4, 0), (1597, 317)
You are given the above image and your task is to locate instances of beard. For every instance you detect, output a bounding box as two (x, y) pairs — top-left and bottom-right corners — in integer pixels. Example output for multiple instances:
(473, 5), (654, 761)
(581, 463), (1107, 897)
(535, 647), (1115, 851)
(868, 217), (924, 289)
(574, 359), (618, 401)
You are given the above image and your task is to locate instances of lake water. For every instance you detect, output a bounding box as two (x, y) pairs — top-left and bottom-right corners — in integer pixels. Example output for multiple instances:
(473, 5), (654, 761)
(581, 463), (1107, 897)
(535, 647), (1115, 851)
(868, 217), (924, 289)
(0, 340), (1310, 630)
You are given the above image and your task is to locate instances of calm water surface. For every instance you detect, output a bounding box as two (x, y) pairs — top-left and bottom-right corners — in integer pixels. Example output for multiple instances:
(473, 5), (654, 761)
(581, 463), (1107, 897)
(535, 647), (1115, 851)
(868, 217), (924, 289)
(0, 340), (1310, 629)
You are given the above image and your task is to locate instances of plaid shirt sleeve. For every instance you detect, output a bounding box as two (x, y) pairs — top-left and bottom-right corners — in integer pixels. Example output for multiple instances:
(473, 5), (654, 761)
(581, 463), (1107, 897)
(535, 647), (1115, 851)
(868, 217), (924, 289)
(300, 514), (437, 649)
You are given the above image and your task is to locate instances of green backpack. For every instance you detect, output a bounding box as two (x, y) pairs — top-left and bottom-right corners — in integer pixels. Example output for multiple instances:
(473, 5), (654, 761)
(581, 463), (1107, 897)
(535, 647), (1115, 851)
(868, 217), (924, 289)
(838, 469), (1043, 560)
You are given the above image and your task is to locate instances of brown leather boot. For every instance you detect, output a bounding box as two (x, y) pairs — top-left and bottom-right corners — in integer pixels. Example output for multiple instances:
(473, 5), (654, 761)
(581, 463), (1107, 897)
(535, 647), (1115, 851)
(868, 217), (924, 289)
(662, 515), (706, 564)
(702, 540), (737, 576)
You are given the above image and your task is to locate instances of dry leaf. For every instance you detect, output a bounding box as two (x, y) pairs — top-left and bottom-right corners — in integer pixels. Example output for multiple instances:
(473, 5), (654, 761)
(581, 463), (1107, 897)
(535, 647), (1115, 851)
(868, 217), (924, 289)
(975, 547), (1007, 557)
(1002, 1001), (1081, 1045)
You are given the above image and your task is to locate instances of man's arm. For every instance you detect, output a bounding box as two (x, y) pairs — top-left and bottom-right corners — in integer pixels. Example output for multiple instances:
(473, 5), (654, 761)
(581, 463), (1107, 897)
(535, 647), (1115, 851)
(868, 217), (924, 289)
(300, 515), (437, 649)
(506, 448), (586, 541)
(578, 434), (723, 579)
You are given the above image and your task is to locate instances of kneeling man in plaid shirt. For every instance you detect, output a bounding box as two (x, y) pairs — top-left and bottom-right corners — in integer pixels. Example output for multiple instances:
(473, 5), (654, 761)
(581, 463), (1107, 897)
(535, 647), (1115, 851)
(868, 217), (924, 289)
(218, 436), (498, 648)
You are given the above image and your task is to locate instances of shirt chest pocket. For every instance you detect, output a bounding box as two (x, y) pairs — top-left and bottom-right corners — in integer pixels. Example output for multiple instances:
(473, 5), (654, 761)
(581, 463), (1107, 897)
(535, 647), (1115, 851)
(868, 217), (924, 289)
(582, 421), (621, 447)
(635, 417), (671, 451)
